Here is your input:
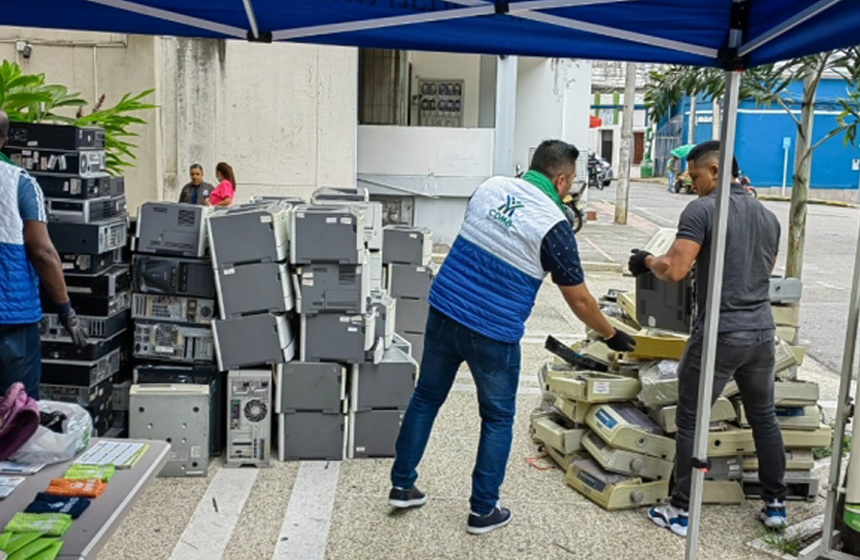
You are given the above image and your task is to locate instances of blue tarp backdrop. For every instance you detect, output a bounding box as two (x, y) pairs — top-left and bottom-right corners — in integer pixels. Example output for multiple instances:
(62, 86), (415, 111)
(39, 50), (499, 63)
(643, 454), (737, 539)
(5, 0), (860, 68)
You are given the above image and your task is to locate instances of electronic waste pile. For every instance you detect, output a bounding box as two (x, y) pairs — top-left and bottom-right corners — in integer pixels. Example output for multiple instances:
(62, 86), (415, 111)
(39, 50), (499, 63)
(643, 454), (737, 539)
(531, 232), (830, 511)
(7, 122), (438, 478)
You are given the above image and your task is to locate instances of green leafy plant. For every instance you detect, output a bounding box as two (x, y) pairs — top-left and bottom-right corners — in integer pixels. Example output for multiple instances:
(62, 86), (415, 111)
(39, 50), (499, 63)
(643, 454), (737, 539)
(761, 530), (805, 556)
(813, 420), (852, 460)
(0, 60), (155, 175)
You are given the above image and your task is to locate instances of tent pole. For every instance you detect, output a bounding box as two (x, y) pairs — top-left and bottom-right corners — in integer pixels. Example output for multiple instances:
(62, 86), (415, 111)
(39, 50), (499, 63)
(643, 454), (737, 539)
(493, 55), (518, 176)
(684, 68), (741, 560)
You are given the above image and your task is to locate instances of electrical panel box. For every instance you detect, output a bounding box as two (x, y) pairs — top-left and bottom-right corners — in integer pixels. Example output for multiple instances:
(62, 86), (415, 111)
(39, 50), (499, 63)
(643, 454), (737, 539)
(216, 261), (294, 319)
(212, 313), (295, 370)
(129, 384), (210, 477)
(351, 346), (417, 412)
(226, 370), (272, 468)
(134, 364), (225, 457)
(274, 362), (346, 414)
(278, 412), (346, 461)
(382, 226), (433, 266)
(395, 297), (429, 334)
(417, 79), (463, 128)
(348, 409), (404, 459)
(300, 310), (378, 364)
(136, 202), (209, 258)
(208, 202), (291, 268)
(387, 264), (434, 300)
(636, 272), (693, 333)
(133, 321), (214, 364)
(371, 290), (397, 349)
(132, 254), (215, 298)
(132, 293), (215, 325)
(293, 262), (369, 315)
(290, 205), (364, 265)
(770, 277), (803, 303)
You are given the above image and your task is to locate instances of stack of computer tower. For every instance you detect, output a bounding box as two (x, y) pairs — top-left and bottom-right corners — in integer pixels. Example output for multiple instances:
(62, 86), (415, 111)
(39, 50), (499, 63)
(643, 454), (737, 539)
(207, 201), (296, 468)
(3, 122), (130, 437)
(128, 201), (222, 476)
(383, 225), (434, 364)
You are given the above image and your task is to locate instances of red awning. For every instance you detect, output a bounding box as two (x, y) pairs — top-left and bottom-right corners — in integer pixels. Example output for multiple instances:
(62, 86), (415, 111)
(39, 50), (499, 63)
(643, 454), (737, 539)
(589, 115), (602, 128)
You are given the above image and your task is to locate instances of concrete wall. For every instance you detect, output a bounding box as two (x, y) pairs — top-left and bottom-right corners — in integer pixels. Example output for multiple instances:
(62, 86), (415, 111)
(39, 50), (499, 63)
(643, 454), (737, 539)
(0, 27), (358, 213)
(515, 58), (592, 177)
(408, 52), (481, 128)
(160, 38), (358, 205)
(0, 27), (162, 213)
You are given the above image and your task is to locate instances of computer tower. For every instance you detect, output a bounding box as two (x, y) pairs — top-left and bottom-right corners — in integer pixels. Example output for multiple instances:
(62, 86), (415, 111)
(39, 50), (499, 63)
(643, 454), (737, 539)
(290, 205), (364, 265)
(300, 310), (378, 364)
(132, 293), (216, 325)
(636, 272), (694, 333)
(216, 261), (294, 319)
(351, 346), (417, 412)
(130, 384), (211, 477)
(293, 261), (369, 315)
(132, 254), (215, 298)
(48, 217), (128, 255)
(136, 202), (209, 258)
(7, 122), (105, 150)
(383, 225), (433, 266)
(207, 202), (291, 268)
(134, 364), (225, 456)
(274, 362), (346, 414)
(133, 321), (215, 364)
(277, 412), (347, 461)
(348, 409), (404, 459)
(212, 314), (295, 370)
(226, 370), (273, 467)
(387, 264), (434, 300)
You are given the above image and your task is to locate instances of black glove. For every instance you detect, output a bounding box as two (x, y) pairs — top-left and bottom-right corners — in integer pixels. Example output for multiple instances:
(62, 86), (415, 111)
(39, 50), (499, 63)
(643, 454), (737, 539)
(604, 329), (636, 353)
(628, 249), (652, 277)
(59, 305), (89, 347)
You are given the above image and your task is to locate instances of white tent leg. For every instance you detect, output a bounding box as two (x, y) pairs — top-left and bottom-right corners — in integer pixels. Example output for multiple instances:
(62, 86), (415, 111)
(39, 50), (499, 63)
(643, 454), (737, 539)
(684, 68), (742, 560)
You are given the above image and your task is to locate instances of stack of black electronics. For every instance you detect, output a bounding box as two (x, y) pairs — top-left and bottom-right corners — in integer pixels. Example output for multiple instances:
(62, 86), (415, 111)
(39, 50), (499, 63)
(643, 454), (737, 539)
(128, 202), (226, 463)
(4, 122), (131, 436)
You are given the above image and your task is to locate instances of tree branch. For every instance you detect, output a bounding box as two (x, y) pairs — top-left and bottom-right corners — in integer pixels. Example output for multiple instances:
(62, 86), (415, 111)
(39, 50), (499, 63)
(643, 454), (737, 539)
(775, 95), (802, 126)
(810, 125), (847, 153)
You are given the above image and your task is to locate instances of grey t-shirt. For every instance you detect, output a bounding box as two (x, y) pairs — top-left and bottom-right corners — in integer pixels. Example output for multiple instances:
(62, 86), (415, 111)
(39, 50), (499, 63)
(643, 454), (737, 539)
(676, 184), (780, 333)
(178, 181), (213, 205)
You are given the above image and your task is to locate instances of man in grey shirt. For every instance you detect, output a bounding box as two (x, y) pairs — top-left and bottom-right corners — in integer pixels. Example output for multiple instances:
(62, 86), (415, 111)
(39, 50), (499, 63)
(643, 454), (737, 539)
(178, 163), (213, 205)
(628, 141), (786, 537)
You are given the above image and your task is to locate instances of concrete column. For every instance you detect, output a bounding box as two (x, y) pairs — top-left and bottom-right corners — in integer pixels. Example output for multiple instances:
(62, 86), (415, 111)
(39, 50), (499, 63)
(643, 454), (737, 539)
(493, 55), (518, 176)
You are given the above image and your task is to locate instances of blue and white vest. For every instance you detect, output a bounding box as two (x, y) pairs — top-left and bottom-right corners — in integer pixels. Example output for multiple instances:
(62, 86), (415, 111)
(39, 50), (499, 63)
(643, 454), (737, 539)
(0, 161), (42, 325)
(429, 176), (565, 343)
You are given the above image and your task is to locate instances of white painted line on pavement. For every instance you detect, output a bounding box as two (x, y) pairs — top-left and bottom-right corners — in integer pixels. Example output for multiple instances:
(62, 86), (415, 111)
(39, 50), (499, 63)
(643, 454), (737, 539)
(169, 467), (259, 560)
(271, 461), (340, 560)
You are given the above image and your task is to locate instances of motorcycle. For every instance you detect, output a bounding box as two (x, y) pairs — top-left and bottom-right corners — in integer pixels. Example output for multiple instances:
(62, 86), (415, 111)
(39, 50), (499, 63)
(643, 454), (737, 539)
(563, 183), (586, 233)
(588, 153), (613, 190)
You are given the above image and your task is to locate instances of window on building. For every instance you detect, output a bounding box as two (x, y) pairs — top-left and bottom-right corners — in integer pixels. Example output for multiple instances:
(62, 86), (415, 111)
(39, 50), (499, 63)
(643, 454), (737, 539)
(358, 49), (409, 125)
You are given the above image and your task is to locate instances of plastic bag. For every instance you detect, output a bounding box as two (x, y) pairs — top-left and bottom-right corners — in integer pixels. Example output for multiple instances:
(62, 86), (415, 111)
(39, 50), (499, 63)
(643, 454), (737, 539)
(9, 401), (92, 465)
(637, 360), (680, 408)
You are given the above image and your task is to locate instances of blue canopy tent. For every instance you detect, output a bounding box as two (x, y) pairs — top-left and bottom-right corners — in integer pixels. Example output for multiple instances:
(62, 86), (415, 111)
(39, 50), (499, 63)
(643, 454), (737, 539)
(4, 2), (860, 559)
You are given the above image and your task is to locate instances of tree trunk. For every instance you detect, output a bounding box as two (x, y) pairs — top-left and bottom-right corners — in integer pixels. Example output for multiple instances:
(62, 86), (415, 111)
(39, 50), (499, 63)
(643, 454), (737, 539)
(615, 62), (636, 225)
(785, 70), (817, 281)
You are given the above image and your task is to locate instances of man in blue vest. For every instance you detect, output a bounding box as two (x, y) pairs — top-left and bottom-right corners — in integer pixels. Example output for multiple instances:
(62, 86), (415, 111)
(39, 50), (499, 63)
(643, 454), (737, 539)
(0, 110), (88, 399)
(388, 139), (636, 534)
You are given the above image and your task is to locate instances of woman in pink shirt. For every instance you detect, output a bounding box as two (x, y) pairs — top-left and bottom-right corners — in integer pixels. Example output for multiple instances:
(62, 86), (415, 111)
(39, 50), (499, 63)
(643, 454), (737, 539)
(207, 162), (236, 207)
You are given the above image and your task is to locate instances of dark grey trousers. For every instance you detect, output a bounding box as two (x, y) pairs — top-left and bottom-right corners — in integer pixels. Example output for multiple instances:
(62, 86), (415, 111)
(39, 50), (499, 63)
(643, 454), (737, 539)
(671, 328), (787, 509)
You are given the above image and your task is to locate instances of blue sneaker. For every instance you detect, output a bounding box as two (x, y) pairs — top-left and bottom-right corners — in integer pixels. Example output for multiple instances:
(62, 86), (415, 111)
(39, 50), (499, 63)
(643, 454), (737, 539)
(388, 486), (427, 509)
(648, 504), (689, 538)
(760, 501), (787, 530)
(466, 506), (512, 535)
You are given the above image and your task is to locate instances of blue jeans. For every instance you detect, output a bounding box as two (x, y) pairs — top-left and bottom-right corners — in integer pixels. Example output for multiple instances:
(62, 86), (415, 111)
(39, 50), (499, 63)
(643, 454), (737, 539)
(667, 171), (675, 192)
(0, 323), (41, 400)
(391, 308), (521, 515)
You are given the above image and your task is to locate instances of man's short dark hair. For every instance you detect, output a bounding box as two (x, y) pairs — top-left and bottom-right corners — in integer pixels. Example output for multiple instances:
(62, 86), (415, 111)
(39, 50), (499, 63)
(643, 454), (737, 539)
(529, 140), (580, 179)
(190, 163), (203, 172)
(687, 140), (739, 178)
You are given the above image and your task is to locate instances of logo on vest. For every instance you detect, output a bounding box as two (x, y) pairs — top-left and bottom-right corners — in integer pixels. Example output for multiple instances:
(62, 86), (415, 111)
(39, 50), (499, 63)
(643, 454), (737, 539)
(489, 195), (524, 228)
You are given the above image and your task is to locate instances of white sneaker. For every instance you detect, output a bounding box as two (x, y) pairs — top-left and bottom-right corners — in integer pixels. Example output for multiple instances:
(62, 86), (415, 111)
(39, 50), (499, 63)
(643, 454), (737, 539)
(760, 501), (788, 530)
(648, 504), (689, 538)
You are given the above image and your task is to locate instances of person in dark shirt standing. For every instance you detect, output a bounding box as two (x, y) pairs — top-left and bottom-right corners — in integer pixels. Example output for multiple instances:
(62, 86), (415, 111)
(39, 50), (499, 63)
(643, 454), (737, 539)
(178, 164), (213, 205)
(628, 141), (786, 537)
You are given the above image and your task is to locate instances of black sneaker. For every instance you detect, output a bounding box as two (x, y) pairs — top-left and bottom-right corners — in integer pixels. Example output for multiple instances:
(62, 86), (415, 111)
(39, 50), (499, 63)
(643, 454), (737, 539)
(466, 506), (512, 535)
(388, 486), (427, 509)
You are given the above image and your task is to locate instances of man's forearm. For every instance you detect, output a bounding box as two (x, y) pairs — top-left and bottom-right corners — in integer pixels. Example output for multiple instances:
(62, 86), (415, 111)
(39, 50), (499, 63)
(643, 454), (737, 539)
(645, 254), (676, 282)
(562, 289), (614, 338)
(30, 247), (70, 305)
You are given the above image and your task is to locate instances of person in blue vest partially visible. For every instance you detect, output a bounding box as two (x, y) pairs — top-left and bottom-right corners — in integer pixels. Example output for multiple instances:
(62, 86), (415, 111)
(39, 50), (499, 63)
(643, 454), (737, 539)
(0, 110), (88, 399)
(388, 139), (636, 535)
